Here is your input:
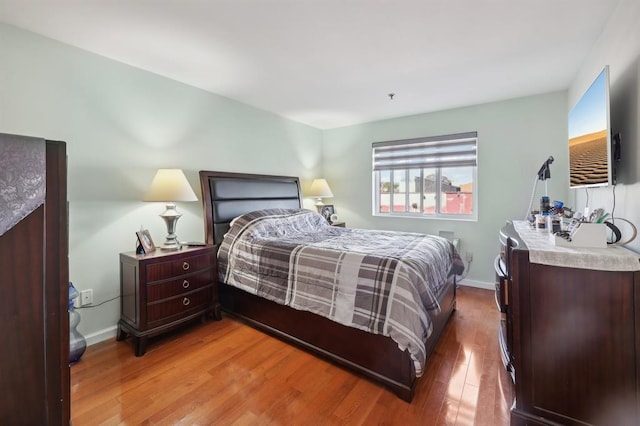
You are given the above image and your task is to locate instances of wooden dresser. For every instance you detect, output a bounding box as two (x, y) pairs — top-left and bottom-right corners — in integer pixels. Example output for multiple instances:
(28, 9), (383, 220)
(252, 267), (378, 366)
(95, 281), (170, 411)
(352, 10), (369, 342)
(0, 137), (69, 424)
(497, 221), (640, 425)
(117, 245), (220, 356)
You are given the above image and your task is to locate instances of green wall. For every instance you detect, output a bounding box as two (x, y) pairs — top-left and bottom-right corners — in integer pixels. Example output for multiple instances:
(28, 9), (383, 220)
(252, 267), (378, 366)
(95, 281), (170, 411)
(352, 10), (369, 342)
(0, 23), (323, 342)
(322, 91), (569, 286)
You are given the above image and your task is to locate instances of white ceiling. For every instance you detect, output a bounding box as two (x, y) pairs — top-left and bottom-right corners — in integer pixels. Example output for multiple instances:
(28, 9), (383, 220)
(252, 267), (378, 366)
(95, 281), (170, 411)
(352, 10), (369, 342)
(0, 0), (621, 129)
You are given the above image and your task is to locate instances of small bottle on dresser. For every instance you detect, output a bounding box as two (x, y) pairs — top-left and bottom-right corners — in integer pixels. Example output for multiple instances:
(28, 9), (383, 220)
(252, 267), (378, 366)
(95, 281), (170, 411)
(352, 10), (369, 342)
(540, 196), (550, 216)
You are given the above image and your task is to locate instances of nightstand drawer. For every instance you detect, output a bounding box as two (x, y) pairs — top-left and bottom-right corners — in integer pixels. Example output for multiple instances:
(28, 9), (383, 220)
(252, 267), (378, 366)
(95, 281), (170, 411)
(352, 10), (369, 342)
(147, 287), (212, 324)
(146, 253), (212, 282)
(147, 270), (213, 302)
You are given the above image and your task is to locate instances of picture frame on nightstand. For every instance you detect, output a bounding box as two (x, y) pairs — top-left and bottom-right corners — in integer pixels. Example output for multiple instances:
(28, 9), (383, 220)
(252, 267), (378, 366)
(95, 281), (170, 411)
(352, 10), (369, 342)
(321, 205), (335, 222)
(136, 229), (156, 254)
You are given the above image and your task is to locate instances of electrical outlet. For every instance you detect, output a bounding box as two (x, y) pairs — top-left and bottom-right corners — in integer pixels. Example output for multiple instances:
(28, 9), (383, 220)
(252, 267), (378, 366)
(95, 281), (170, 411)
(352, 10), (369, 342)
(80, 289), (93, 306)
(465, 251), (473, 262)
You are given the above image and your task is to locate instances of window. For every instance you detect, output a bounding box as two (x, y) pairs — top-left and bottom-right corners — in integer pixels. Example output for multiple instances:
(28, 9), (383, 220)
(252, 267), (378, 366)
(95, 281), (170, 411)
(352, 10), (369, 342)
(372, 132), (477, 220)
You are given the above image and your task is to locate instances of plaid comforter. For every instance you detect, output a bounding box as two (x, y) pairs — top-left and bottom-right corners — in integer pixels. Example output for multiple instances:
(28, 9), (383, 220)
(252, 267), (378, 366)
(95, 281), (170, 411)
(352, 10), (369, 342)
(218, 208), (462, 375)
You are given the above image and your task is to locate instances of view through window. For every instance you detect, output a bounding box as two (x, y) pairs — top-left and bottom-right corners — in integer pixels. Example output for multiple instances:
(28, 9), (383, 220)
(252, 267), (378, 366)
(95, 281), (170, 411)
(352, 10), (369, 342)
(373, 132), (477, 220)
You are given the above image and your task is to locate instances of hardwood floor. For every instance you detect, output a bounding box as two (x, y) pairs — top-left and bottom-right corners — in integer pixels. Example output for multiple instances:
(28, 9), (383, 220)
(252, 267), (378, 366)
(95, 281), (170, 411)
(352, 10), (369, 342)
(71, 286), (513, 425)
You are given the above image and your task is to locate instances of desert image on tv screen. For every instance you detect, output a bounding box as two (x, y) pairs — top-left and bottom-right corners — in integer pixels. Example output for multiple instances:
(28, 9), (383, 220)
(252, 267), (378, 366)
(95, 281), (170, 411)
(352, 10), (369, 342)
(569, 130), (608, 186)
(569, 69), (609, 187)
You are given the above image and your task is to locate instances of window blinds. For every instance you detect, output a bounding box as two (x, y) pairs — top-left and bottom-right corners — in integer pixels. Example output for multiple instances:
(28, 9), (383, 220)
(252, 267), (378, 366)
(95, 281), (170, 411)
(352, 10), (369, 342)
(372, 131), (477, 171)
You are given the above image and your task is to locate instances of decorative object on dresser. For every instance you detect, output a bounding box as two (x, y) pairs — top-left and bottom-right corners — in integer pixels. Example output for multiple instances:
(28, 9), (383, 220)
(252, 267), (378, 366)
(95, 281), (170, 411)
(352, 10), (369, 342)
(497, 220), (640, 425)
(199, 170), (460, 402)
(0, 134), (69, 424)
(117, 245), (221, 356)
(307, 178), (333, 211)
(136, 228), (156, 254)
(144, 169), (198, 251)
(524, 155), (554, 220)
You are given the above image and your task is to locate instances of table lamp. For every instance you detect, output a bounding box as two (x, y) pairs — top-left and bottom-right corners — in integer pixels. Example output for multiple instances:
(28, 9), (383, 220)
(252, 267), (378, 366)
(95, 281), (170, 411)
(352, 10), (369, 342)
(308, 178), (334, 211)
(144, 169), (198, 250)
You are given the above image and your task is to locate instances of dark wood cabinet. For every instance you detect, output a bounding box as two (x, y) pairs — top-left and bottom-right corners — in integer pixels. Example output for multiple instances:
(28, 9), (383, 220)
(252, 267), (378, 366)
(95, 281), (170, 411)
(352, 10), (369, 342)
(117, 245), (220, 356)
(0, 138), (69, 424)
(499, 221), (640, 425)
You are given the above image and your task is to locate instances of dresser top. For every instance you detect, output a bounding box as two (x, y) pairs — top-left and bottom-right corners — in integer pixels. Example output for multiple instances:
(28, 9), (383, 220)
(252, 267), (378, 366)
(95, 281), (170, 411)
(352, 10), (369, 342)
(510, 220), (640, 272)
(121, 244), (215, 261)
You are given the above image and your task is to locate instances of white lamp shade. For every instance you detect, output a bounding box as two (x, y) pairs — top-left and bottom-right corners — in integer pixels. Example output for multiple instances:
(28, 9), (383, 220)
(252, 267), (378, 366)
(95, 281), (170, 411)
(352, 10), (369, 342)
(308, 179), (334, 199)
(144, 169), (198, 202)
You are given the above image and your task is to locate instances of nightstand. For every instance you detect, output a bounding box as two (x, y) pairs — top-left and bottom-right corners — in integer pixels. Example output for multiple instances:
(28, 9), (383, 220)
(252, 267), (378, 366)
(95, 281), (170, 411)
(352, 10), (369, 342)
(117, 245), (220, 356)
(330, 221), (346, 227)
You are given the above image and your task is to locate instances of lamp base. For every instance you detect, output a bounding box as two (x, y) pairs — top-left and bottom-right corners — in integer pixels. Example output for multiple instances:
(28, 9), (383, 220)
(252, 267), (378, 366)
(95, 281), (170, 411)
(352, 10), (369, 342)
(159, 242), (181, 251)
(159, 203), (183, 250)
(315, 198), (324, 213)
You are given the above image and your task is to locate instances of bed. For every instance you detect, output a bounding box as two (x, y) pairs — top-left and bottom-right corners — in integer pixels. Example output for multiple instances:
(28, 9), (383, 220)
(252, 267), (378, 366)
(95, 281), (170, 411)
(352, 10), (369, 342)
(199, 170), (460, 402)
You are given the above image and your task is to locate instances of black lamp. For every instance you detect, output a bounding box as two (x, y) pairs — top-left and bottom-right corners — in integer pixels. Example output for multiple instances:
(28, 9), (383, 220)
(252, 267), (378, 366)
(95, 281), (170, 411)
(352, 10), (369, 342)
(537, 156), (554, 181)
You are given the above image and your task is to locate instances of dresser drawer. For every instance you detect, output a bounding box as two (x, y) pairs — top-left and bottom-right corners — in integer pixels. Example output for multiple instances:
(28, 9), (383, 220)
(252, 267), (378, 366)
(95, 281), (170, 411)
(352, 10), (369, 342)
(147, 287), (212, 325)
(146, 253), (212, 282)
(147, 270), (212, 302)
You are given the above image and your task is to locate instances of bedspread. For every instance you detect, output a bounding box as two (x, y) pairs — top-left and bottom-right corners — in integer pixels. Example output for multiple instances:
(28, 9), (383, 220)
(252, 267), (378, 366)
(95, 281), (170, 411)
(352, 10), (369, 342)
(217, 208), (462, 375)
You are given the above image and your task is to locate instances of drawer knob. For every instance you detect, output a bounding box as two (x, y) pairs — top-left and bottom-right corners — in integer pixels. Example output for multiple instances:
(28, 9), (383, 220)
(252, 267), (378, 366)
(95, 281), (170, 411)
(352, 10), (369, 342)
(182, 262), (190, 271)
(182, 280), (190, 289)
(182, 297), (190, 306)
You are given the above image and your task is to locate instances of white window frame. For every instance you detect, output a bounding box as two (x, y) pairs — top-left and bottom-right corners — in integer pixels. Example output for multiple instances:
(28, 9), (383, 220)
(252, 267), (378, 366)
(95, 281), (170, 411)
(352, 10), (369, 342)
(372, 132), (478, 221)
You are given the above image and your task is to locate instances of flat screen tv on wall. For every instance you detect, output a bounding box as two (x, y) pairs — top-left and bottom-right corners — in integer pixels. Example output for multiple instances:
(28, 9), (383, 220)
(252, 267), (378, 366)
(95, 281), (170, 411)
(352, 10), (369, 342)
(568, 65), (618, 188)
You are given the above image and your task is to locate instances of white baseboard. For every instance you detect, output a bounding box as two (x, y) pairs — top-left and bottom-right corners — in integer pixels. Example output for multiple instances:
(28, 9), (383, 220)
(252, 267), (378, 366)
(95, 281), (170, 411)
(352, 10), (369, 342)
(457, 278), (493, 290)
(84, 325), (118, 346)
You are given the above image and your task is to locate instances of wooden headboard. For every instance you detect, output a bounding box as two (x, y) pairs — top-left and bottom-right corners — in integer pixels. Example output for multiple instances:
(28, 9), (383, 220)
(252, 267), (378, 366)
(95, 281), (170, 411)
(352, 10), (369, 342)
(199, 171), (302, 246)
